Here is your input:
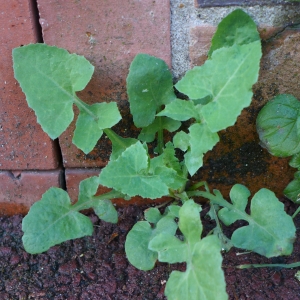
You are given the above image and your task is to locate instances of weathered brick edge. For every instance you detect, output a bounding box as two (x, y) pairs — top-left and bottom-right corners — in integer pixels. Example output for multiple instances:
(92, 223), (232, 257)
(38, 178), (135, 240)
(0, 170), (64, 215)
(0, 0), (62, 215)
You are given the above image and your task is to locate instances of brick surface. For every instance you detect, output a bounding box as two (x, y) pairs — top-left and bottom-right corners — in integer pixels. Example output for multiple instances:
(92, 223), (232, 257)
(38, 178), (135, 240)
(37, 0), (172, 168)
(189, 25), (300, 197)
(196, 0), (292, 7)
(0, 169), (63, 215)
(0, 0), (60, 170)
(66, 168), (170, 206)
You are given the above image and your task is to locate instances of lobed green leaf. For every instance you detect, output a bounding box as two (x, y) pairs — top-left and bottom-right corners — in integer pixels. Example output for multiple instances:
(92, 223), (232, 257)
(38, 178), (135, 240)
(149, 200), (227, 300)
(176, 41), (261, 133)
(164, 236), (227, 300)
(99, 142), (174, 198)
(125, 215), (177, 270)
(219, 187), (296, 257)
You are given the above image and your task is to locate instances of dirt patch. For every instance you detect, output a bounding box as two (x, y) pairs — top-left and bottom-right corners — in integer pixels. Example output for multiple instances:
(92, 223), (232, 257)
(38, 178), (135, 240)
(0, 201), (300, 299)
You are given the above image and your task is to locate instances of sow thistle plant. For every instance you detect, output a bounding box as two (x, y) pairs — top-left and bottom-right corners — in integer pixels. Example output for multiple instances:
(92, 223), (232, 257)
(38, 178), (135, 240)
(12, 9), (297, 300)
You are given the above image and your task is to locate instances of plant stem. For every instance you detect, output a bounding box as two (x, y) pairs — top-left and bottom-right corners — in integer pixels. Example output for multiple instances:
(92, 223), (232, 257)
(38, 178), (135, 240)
(156, 116), (164, 155)
(237, 262), (300, 269)
(187, 190), (252, 223)
(72, 189), (123, 211)
(187, 181), (210, 192)
(73, 96), (99, 121)
(292, 206), (300, 219)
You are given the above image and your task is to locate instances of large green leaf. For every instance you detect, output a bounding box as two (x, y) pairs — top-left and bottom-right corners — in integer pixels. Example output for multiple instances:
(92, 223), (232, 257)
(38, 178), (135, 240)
(13, 44), (94, 139)
(125, 215), (177, 270)
(208, 9), (260, 57)
(176, 41), (261, 132)
(149, 200), (227, 300)
(219, 187), (296, 257)
(22, 187), (93, 254)
(127, 53), (176, 128)
(256, 94), (300, 157)
(73, 102), (121, 154)
(99, 142), (174, 198)
(164, 236), (227, 300)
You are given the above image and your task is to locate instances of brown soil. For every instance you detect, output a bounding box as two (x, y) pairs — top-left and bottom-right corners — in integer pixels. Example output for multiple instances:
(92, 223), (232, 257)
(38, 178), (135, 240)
(0, 201), (300, 299)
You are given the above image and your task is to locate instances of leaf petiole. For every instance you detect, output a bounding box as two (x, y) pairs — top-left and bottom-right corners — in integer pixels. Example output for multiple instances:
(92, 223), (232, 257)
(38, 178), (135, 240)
(72, 189), (124, 211)
(73, 96), (99, 121)
(292, 206), (300, 219)
(187, 190), (252, 223)
(237, 262), (300, 269)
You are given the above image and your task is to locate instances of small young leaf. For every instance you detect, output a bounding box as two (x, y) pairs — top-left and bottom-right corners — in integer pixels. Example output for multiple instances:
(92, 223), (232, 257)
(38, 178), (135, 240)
(127, 53), (176, 128)
(256, 94), (300, 157)
(13, 44), (94, 139)
(166, 205), (180, 218)
(176, 41), (261, 132)
(144, 208), (162, 224)
(183, 123), (219, 176)
(93, 200), (118, 223)
(76, 176), (118, 223)
(99, 142), (172, 198)
(208, 9), (260, 57)
(149, 233), (187, 263)
(77, 176), (100, 208)
(22, 187), (93, 254)
(73, 102), (121, 154)
(138, 117), (181, 143)
(219, 188), (296, 257)
(157, 99), (200, 121)
(289, 153), (300, 169)
(179, 199), (202, 245)
(173, 131), (190, 152)
(125, 216), (177, 270)
(218, 184), (250, 225)
(284, 171), (300, 204)
(125, 221), (158, 270)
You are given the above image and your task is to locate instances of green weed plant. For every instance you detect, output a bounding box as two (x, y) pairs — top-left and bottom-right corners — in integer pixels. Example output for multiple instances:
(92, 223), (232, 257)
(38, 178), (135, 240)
(12, 9), (297, 300)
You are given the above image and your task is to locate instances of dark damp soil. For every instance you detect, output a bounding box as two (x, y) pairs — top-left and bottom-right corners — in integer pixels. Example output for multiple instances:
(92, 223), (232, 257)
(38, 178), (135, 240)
(1, 200), (300, 300)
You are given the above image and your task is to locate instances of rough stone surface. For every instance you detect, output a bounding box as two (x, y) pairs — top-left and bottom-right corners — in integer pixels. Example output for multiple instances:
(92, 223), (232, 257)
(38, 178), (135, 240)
(65, 168), (169, 206)
(0, 0), (60, 170)
(37, 0), (172, 168)
(0, 170), (63, 215)
(170, 0), (300, 79)
(196, 0), (292, 7)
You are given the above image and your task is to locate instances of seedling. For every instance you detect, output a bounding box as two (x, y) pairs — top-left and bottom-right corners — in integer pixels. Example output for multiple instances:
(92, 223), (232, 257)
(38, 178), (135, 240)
(12, 9), (297, 300)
